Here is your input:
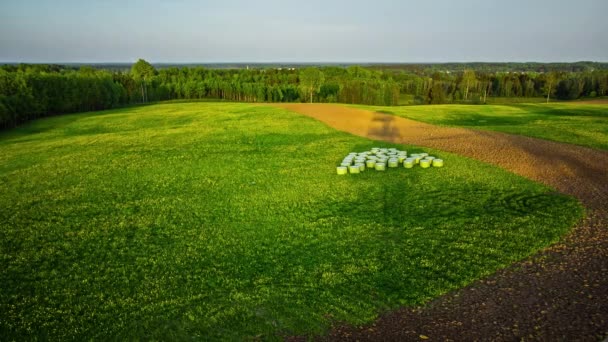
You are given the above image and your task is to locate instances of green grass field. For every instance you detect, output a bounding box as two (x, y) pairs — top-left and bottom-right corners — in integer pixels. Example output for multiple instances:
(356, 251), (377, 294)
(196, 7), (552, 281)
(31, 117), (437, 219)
(361, 103), (608, 150)
(0, 103), (582, 340)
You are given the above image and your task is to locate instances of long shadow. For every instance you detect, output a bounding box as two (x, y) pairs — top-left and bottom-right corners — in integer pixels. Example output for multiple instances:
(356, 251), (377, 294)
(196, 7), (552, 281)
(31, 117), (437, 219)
(367, 113), (402, 142)
(0, 103), (161, 140)
(441, 113), (537, 127)
(473, 130), (608, 210)
(515, 103), (608, 118)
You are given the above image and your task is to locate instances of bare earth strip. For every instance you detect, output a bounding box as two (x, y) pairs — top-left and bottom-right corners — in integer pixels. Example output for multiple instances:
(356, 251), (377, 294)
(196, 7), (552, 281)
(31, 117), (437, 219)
(271, 103), (608, 341)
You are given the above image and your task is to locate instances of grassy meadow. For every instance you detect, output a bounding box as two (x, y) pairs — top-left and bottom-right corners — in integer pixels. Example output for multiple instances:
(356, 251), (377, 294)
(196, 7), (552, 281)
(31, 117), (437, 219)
(362, 103), (608, 150)
(0, 103), (582, 339)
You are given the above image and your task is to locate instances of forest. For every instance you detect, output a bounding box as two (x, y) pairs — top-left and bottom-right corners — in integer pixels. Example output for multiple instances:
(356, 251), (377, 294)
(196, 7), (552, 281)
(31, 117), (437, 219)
(1, 60), (607, 129)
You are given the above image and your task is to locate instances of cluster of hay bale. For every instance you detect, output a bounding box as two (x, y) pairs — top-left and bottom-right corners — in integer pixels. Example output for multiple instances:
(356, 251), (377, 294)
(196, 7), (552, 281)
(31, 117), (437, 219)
(337, 147), (443, 175)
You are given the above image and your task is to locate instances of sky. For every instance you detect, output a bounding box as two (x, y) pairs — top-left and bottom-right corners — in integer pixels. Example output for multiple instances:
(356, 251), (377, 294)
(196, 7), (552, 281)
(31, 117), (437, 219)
(0, 0), (607, 63)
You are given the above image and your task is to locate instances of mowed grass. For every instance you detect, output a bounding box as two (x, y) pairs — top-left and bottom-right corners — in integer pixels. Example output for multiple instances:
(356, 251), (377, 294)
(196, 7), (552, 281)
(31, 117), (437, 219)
(0, 103), (582, 340)
(360, 103), (608, 150)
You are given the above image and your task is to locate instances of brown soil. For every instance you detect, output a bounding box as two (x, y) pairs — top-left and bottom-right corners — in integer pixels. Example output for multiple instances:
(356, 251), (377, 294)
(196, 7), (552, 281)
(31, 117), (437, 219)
(272, 103), (608, 341)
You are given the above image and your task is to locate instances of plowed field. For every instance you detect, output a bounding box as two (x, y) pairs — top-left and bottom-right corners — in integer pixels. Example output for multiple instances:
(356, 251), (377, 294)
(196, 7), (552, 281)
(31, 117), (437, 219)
(275, 103), (608, 341)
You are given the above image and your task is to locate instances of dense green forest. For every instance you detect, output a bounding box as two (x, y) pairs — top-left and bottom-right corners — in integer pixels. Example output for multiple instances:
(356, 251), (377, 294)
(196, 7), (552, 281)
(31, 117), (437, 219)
(1, 60), (607, 129)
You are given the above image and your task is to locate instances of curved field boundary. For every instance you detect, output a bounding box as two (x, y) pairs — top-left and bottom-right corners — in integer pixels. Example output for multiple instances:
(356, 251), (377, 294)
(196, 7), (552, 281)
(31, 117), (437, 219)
(272, 103), (608, 341)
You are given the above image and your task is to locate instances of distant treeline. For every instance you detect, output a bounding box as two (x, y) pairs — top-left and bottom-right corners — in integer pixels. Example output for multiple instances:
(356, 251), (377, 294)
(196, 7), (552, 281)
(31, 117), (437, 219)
(369, 61), (608, 73)
(8, 61), (604, 73)
(1, 60), (607, 129)
(389, 67), (608, 104)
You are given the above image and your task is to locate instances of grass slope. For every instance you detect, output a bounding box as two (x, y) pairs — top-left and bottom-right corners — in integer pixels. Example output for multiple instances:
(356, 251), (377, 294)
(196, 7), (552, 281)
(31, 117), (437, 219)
(360, 103), (608, 150)
(0, 103), (582, 340)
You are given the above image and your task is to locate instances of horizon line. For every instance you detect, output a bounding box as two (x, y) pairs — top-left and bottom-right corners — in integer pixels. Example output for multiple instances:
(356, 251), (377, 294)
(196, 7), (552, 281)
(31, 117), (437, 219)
(2, 60), (608, 65)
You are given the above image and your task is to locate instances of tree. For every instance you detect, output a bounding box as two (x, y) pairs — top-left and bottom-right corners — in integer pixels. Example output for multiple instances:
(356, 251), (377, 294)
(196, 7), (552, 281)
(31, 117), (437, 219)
(478, 73), (492, 103)
(461, 69), (477, 100)
(427, 82), (446, 104)
(131, 59), (156, 103)
(319, 83), (340, 102)
(543, 71), (558, 103)
(556, 78), (583, 100)
(299, 68), (325, 103)
(597, 71), (608, 96)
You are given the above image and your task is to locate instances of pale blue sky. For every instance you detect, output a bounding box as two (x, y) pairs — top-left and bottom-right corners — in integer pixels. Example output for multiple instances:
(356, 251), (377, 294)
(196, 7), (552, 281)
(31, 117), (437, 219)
(1, 0), (606, 63)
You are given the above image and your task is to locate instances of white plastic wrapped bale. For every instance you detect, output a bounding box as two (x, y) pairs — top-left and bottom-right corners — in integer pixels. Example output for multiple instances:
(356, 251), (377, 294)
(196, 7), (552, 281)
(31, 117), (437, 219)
(432, 159), (444, 167)
(375, 163), (386, 171)
(348, 165), (360, 174)
(420, 159), (431, 168)
(336, 166), (348, 175)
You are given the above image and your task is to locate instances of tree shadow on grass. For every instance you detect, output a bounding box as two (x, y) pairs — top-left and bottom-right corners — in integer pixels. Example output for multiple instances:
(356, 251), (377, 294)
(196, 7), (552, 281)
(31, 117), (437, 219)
(367, 113), (402, 142)
(474, 129), (608, 210)
(515, 104), (608, 118)
(0, 107), (146, 143)
(440, 113), (537, 127)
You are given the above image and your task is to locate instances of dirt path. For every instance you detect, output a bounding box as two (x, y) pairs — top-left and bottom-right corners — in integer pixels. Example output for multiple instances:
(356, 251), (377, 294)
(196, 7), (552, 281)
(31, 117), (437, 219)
(272, 103), (608, 341)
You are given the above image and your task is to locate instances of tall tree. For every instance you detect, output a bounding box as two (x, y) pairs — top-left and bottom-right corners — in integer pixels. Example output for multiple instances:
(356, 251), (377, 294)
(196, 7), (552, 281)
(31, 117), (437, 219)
(131, 59), (156, 103)
(478, 73), (492, 103)
(461, 70), (477, 100)
(543, 71), (558, 103)
(597, 71), (608, 96)
(427, 81), (446, 104)
(299, 68), (325, 103)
